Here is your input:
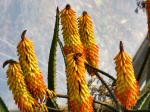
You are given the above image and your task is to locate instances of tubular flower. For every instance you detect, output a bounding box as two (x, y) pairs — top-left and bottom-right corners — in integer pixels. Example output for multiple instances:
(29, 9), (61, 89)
(66, 53), (94, 112)
(114, 41), (140, 109)
(78, 11), (99, 76)
(17, 30), (55, 102)
(3, 60), (37, 112)
(60, 4), (84, 56)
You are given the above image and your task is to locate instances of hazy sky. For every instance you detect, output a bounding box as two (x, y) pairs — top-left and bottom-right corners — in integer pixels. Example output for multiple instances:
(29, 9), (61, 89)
(0, 0), (147, 110)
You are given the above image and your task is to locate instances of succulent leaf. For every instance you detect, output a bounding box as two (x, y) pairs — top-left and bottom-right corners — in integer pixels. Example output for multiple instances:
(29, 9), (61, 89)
(0, 97), (9, 112)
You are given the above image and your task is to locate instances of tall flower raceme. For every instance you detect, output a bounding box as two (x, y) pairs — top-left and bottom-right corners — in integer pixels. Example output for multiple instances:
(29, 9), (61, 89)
(78, 11), (99, 76)
(17, 30), (55, 102)
(3, 60), (48, 112)
(66, 53), (94, 112)
(60, 4), (84, 56)
(114, 41), (140, 109)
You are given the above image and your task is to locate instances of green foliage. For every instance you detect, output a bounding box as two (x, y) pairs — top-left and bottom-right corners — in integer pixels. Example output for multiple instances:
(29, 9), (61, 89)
(0, 97), (9, 112)
(46, 7), (59, 110)
(139, 93), (150, 109)
(134, 80), (150, 109)
(134, 92), (150, 109)
(141, 79), (150, 96)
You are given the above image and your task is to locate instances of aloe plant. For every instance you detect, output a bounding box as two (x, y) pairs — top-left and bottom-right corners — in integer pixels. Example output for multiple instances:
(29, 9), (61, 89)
(135, 79), (150, 109)
(0, 97), (8, 112)
(47, 7), (59, 109)
(138, 92), (150, 109)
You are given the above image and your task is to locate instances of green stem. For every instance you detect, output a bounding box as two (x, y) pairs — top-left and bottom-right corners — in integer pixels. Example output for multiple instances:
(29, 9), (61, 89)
(56, 94), (118, 112)
(94, 100), (119, 112)
(94, 72), (120, 111)
(57, 37), (70, 111)
(57, 38), (66, 66)
(85, 63), (116, 82)
(47, 106), (64, 112)
(125, 110), (150, 112)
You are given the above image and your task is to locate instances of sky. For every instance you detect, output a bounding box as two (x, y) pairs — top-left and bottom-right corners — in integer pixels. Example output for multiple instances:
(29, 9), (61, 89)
(0, 0), (147, 110)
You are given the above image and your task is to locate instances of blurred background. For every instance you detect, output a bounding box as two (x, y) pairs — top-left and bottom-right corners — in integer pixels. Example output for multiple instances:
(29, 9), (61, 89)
(0, 0), (147, 110)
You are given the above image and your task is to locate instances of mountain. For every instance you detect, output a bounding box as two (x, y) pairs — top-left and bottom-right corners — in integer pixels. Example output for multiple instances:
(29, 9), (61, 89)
(0, 0), (147, 110)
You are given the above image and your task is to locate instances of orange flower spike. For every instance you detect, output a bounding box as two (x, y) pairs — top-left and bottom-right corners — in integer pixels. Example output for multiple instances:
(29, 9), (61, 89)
(60, 4), (84, 56)
(66, 53), (94, 112)
(114, 41), (140, 109)
(78, 11), (99, 76)
(17, 30), (55, 102)
(3, 60), (36, 112)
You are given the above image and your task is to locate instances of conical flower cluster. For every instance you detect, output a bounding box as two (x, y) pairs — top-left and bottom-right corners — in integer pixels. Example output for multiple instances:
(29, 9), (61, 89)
(60, 4), (84, 56)
(78, 11), (99, 76)
(3, 60), (37, 112)
(66, 53), (94, 112)
(17, 30), (55, 102)
(114, 41), (139, 109)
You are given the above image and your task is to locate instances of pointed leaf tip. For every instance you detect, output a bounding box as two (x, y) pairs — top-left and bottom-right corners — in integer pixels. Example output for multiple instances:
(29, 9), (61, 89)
(56, 6), (59, 14)
(21, 30), (27, 39)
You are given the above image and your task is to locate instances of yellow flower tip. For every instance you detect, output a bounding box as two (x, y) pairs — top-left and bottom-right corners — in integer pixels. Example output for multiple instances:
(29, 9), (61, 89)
(21, 29), (27, 40)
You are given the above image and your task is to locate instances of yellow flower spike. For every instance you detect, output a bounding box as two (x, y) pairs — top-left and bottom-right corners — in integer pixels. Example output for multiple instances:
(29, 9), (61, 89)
(66, 53), (94, 112)
(78, 11), (99, 76)
(114, 41), (140, 109)
(17, 30), (55, 102)
(60, 4), (84, 56)
(3, 60), (37, 112)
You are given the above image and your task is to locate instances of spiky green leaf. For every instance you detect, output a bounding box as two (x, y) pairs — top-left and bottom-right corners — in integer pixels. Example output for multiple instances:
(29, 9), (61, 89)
(0, 97), (9, 112)
(46, 7), (59, 110)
